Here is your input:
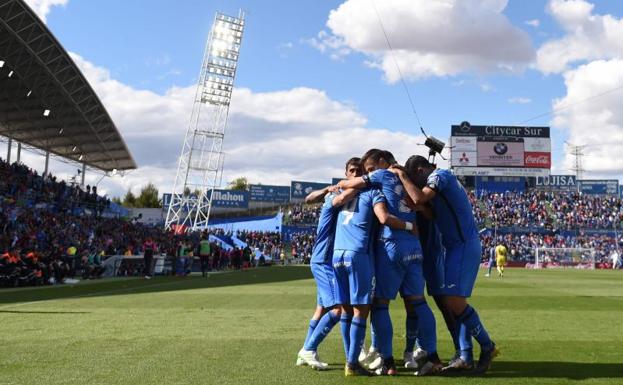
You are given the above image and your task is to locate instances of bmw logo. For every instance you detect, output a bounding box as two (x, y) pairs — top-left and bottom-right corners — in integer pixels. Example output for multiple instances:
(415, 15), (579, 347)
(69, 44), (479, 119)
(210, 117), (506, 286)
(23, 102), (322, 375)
(494, 142), (508, 155)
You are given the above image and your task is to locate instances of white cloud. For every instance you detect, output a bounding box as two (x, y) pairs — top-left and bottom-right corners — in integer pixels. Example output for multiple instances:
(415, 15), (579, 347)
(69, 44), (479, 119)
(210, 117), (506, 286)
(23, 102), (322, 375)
(551, 59), (623, 176)
(508, 97), (532, 104)
(23, 0), (68, 23)
(304, 30), (352, 61)
(55, 54), (431, 198)
(312, 0), (534, 81)
(525, 19), (541, 27)
(537, 0), (623, 74)
(480, 83), (495, 92)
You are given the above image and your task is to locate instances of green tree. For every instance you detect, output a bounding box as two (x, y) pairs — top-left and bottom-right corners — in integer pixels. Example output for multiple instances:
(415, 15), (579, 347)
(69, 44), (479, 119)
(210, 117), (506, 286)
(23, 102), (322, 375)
(229, 177), (249, 191)
(111, 196), (123, 205)
(122, 189), (137, 207)
(136, 183), (161, 208)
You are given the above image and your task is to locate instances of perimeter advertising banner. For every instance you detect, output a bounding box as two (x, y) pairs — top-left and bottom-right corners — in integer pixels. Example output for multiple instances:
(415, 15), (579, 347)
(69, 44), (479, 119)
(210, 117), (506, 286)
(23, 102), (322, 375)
(249, 184), (290, 203)
(451, 122), (551, 177)
(290, 181), (331, 201)
(578, 180), (619, 195)
(535, 175), (577, 191)
(162, 189), (249, 209)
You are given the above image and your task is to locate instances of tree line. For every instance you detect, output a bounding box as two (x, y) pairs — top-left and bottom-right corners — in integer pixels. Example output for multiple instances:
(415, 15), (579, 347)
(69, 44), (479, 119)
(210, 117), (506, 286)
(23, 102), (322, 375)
(111, 177), (250, 208)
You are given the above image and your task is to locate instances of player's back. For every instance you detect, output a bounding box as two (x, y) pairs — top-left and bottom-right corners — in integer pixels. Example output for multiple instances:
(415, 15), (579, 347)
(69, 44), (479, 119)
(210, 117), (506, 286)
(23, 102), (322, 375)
(427, 168), (479, 247)
(495, 245), (507, 258)
(310, 193), (340, 264)
(364, 168), (416, 241)
(333, 188), (384, 254)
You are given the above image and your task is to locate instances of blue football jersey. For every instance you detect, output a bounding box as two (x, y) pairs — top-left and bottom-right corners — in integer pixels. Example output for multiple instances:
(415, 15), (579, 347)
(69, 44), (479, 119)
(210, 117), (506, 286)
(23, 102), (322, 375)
(310, 193), (340, 264)
(363, 168), (417, 240)
(426, 169), (479, 246)
(333, 188), (386, 254)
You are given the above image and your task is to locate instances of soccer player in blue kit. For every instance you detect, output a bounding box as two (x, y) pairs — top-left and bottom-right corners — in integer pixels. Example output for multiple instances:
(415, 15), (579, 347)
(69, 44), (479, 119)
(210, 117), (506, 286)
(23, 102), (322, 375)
(338, 149), (440, 376)
(333, 164), (419, 376)
(297, 157), (416, 375)
(296, 157), (362, 370)
(395, 155), (499, 375)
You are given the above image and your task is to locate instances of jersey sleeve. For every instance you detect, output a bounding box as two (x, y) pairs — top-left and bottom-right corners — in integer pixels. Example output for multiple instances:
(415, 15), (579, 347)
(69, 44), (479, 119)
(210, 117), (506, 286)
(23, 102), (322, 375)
(362, 169), (387, 187)
(370, 188), (387, 206)
(426, 169), (449, 192)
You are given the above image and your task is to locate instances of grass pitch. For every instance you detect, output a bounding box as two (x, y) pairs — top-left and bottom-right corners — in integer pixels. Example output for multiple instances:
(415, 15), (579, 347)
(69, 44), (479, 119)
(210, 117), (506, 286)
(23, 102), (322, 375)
(0, 267), (622, 385)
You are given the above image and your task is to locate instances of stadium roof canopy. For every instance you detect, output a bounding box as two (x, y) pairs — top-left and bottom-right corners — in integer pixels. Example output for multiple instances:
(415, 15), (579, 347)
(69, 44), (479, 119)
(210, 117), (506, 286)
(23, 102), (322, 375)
(0, 0), (136, 172)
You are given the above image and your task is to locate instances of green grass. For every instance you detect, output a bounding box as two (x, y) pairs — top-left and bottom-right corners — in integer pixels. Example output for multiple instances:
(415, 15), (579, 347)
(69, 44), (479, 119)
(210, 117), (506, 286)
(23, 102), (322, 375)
(0, 267), (622, 385)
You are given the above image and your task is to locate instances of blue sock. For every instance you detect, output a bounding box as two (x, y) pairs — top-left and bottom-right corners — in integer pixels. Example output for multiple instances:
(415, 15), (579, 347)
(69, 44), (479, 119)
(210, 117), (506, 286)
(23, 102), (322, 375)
(348, 316), (367, 365)
(371, 304), (393, 358)
(458, 321), (474, 362)
(459, 305), (493, 351)
(412, 299), (437, 354)
(340, 314), (352, 360)
(405, 312), (418, 352)
(303, 319), (319, 348)
(443, 309), (461, 354)
(304, 311), (340, 351)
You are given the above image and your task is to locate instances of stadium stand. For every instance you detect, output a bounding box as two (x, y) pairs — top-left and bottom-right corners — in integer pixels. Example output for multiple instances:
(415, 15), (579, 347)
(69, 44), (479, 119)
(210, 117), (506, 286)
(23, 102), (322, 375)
(0, 163), (264, 286)
(283, 190), (623, 267)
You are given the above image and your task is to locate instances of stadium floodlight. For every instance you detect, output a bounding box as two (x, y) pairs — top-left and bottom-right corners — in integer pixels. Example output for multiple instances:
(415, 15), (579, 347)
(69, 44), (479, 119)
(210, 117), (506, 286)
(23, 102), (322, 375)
(0, 60), (4, 68)
(43, 109), (50, 116)
(165, 10), (245, 231)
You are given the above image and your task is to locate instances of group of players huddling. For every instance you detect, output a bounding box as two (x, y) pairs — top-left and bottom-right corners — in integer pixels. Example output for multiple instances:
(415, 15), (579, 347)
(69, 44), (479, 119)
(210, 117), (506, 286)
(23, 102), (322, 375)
(296, 149), (499, 377)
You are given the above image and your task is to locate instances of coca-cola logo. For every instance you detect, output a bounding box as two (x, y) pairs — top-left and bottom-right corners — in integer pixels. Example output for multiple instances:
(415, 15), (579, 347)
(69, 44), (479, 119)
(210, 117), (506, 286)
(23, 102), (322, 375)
(526, 155), (548, 164)
(525, 152), (551, 168)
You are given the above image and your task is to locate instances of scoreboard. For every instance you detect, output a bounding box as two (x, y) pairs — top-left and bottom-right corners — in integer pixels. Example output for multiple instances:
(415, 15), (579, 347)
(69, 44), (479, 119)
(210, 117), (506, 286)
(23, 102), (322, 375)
(450, 122), (551, 177)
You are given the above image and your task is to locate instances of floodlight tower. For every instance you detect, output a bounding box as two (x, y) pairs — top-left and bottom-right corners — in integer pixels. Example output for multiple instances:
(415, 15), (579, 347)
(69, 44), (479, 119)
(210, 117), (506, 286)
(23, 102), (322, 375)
(165, 10), (245, 231)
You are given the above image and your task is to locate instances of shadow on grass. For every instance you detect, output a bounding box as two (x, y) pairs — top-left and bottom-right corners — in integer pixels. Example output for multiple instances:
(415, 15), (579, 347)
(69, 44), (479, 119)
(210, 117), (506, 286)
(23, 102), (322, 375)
(320, 362), (623, 379)
(0, 310), (90, 314)
(0, 265), (313, 306)
(488, 361), (623, 379)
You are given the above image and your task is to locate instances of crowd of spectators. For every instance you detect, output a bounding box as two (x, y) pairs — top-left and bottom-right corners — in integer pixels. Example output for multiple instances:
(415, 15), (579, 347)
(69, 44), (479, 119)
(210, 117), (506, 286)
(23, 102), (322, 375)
(283, 190), (623, 266)
(481, 232), (621, 264)
(284, 203), (321, 225)
(3, 155), (622, 287)
(290, 232), (315, 262)
(473, 191), (623, 230)
(0, 158), (111, 215)
(235, 230), (283, 261)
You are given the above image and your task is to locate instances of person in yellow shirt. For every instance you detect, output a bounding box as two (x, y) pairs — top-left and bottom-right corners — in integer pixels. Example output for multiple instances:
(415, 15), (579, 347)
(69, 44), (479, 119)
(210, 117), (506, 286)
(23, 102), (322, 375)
(495, 244), (507, 277)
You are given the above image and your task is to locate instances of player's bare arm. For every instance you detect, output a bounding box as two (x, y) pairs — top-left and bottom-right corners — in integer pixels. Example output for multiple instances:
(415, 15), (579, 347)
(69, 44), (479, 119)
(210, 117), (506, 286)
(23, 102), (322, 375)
(389, 166), (436, 206)
(336, 177), (367, 190)
(331, 188), (358, 208)
(373, 202), (419, 236)
(305, 185), (338, 204)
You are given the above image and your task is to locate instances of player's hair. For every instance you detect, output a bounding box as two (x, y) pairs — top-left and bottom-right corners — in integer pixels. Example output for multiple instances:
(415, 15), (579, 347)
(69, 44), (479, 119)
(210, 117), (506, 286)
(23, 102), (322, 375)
(405, 155), (434, 175)
(361, 149), (397, 166)
(345, 157), (361, 171)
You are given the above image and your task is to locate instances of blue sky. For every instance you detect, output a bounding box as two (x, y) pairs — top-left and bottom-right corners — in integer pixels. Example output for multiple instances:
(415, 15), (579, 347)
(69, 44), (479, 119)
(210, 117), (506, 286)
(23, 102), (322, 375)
(16, 0), (623, 197)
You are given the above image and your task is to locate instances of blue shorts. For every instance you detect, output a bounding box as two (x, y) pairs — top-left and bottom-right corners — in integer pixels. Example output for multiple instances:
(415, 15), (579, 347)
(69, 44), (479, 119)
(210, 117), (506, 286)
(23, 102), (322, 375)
(374, 239), (425, 300)
(311, 262), (338, 308)
(422, 245), (445, 297)
(441, 239), (482, 297)
(332, 250), (374, 305)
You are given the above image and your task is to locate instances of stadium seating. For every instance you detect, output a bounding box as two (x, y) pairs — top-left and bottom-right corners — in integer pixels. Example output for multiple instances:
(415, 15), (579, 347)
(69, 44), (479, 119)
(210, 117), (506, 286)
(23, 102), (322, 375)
(1, 156), (621, 288)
